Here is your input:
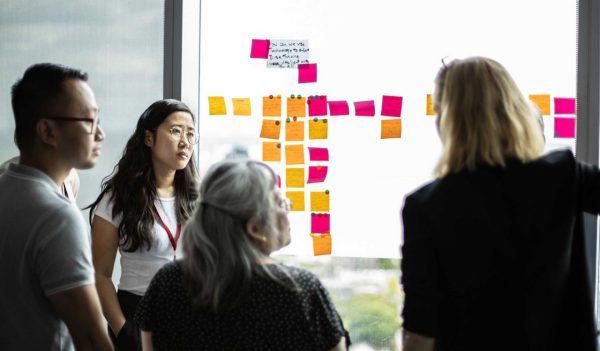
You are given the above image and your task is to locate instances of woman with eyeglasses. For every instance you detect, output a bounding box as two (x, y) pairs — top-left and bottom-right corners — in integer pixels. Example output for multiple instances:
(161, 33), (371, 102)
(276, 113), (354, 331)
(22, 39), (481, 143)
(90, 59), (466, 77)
(401, 57), (600, 351)
(134, 159), (349, 351)
(88, 99), (199, 350)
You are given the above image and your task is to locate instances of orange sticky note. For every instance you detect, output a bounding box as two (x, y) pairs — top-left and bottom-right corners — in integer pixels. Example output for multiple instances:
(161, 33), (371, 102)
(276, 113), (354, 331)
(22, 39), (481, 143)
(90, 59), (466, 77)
(208, 96), (227, 115)
(286, 168), (305, 188)
(529, 95), (551, 115)
(232, 98), (251, 116)
(262, 142), (281, 162)
(287, 97), (306, 117)
(311, 191), (330, 212)
(285, 120), (305, 141)
(259, 119), (281, 140)
(286, 191), (305, 211)
(426, 94), (435, 116)
(263, 95), (282, 117)
(381, 119), (402, 139)
(312, 233), (332, 256)
(309, 118), (328, 140)
(285, 144), (304, 165)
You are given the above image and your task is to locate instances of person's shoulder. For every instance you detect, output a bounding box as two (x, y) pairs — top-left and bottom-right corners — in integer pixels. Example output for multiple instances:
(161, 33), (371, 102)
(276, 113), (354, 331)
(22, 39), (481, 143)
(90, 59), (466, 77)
(272, 264), (322, 289)
(535, 149), (575, 166)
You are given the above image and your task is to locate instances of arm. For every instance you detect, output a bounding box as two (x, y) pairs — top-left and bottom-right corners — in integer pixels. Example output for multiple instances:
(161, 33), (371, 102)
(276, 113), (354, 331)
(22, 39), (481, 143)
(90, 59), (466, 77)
(48, 284), (114, 351)
(403, 330), (435, 351)
(141, 330), (154, 351)
(91, 216), (126, 335)
(328, 337), (346, 351)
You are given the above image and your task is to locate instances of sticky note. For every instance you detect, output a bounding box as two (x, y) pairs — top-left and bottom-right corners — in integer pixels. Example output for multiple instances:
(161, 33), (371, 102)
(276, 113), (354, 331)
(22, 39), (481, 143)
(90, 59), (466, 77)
(311, 213), (330, 233)
(250, 39), (270, 59)
(312, 234), (332, 256)
(285, 120), (305, 141)
(298, 63), (317, 83)
(311, 191), (330, 212)
(554, 117), (575, 138)
(554, 97), (576, 115)
(354, 100), (375, 117)
(286, 191), (305, 211)
(232, 98), (251, 116)
(309, 119), (328, 140)
(208, 96), (227, 115)
(259, 119), (281, 139)
(262, 142), (281, 162)
(328, 100), (349, 116)
(426, 94), (436, 116)
(286, 168), (305, 188)
(381, 95), (403, 117)
(267, 40), (309, 68)
(307, 96), (328, 116)
(285, 144), (304, 165)
(263, 95), (282, 117)
(381, 119), (402, 139)
(287, 96), (306, 117)
(529, 95), (551, 115)
(308, 147), (329, 161)
(307, 165), (328, 183)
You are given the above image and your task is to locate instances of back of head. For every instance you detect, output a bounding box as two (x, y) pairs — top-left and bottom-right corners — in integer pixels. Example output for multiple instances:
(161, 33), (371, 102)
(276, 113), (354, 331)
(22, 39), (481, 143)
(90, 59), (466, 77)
(183, 159), (279, 311)
(11, 63), (88, 152)
(433, 57), (544, 176)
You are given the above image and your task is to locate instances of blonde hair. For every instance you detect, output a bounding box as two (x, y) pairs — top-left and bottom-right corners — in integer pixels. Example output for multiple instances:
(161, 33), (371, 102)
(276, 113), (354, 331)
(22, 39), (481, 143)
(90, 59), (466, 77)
(433, 57), (545, 177)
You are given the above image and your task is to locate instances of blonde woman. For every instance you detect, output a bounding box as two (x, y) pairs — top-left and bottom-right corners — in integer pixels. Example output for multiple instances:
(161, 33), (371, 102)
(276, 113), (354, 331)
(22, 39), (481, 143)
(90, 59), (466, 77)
(401, 57), (600, 351)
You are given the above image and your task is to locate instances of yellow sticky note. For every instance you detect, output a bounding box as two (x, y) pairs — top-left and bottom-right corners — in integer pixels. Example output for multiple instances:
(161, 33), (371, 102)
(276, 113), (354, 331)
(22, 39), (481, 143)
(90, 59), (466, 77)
(529, 95), (551, 115)
(285, 144), (304, 165)
(312, 233), (332, 256)
(426, 94), (435, 116)
(286, 191), (305, 211)
(285, 120), (305, 141)
(381, 119), (402, 139)
(263, 95), (282, 117)
(311, 191), (330, 212)
(208, 96), (227, 115)
(287, 97), (306, 117)
(262, 142), (281, 162)
(259, 119), (281, 140)
(309, 119), (328, 140)
(232, 98), (251, 116)
(286, 168), (305, 188)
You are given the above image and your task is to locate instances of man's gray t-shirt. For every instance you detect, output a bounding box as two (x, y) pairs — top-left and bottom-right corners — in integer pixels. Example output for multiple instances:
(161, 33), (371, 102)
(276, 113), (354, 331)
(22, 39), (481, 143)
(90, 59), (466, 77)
(0, 163), (94, 350)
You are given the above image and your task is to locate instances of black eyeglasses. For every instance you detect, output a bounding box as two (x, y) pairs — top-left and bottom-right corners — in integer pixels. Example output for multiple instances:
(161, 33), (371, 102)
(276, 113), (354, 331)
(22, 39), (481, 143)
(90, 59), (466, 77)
(46, 116), (100, 134)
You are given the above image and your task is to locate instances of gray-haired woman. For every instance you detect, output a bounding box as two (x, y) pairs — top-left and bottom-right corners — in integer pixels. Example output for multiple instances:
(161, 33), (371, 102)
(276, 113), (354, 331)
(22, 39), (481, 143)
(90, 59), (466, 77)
(135, 159), (349, 351)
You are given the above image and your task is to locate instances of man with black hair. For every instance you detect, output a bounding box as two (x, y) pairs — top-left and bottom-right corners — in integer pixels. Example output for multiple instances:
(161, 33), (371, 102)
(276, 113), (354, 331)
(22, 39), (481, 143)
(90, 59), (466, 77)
(0, 63), (112, 350)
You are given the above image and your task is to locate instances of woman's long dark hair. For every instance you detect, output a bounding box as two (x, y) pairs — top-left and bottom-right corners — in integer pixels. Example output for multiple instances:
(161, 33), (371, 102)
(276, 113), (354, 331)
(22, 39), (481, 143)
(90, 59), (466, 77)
(87, 99), (199, 252)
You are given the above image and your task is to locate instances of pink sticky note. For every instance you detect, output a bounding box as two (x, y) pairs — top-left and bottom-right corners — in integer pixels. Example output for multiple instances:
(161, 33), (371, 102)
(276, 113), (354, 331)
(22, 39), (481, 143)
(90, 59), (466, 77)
(250, 39), (270, 59)
(554, 97), (576, 115)
(554, 117), (575, 138)
(381, 95), (403, 117)
(307, 166), (328, 183)
(311, 213), (330, 233)
(354, 100), (375, 116)
(328, 101), (349, 116)
(298, 63), (317, 83)
(308, 147), (329, 161)
(308, 95), (328, 116)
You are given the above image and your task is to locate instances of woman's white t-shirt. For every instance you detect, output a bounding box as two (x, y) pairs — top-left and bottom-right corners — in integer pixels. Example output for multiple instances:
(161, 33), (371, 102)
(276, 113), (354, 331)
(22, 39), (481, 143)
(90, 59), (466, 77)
(93, 193), (183, 296)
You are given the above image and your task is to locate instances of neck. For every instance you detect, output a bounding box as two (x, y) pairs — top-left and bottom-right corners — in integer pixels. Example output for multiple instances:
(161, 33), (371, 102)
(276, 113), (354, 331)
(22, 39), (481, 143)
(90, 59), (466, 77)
(153, 163), (176, 198)
(19, 151), (70, 188)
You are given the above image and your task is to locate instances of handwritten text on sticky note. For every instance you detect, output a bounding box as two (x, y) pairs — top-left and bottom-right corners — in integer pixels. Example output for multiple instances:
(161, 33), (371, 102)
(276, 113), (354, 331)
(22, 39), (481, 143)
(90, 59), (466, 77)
(260, 119), (281, 139)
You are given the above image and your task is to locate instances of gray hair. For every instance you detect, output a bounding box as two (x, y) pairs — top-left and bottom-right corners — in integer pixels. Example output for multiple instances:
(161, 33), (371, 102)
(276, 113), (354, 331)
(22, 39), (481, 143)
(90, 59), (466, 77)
(182, 159), (287, 311)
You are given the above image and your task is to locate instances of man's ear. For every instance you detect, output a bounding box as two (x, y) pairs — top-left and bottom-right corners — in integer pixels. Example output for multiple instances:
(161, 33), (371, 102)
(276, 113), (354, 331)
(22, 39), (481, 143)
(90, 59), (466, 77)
(245, 218), (267, 243)
(36, 118), (58, 147)
(144, 130), (154, 147)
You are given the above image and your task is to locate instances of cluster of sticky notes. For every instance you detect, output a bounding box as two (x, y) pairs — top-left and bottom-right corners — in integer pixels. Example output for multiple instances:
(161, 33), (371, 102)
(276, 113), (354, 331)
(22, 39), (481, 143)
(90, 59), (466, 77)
(553, 97), (576, 139)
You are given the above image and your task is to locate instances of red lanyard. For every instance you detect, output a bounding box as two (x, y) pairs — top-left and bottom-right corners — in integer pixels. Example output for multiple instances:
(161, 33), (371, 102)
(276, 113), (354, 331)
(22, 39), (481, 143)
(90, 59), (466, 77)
(151, 204), (181, 261)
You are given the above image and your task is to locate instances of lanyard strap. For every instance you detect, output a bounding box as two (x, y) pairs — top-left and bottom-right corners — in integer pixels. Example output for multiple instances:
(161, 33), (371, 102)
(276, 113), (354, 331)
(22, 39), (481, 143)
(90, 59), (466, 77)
(151, 204), (181, 260)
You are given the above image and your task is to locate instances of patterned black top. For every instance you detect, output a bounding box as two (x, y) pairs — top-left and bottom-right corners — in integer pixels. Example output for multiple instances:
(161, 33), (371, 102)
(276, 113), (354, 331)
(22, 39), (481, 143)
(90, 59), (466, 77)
(134, 261), (348, 350)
